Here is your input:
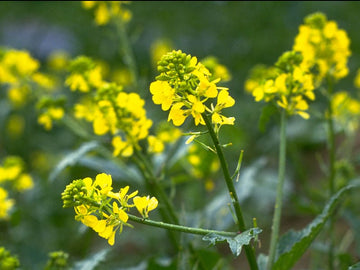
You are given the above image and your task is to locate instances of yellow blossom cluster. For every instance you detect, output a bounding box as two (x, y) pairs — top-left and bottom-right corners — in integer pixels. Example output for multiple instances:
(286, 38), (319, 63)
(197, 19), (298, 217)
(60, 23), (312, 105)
(36, 97), (65, 130)
(62, 173), (158, 245)
(0, 48), (54, 107)
(81, 1), (132, 25)
(246, 51), (315, 119)
(201, 56), (232, 83)
(150, 50), (235, 127)
(0, 156), (33, 219)
(331, 91), (360, 132)
(147, 122), (182, 154)
(293, 12), (351, 83)
(65, 56), (103, 93)
(67, 56), (154, 157)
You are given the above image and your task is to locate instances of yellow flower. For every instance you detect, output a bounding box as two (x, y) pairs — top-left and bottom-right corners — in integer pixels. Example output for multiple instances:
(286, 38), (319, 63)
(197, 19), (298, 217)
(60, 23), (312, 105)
(148, 135), (165, 153)
(14, 174), (34, 191)
(188, 95), (205, 126)
(108, 185), (138, 209)
(168, 102), (187, 126)
(150, 81), (175, 111)
(0, 188), (14, 219)
(112, 136), (133, 157)
(93, 173), (113, 195)
(133, 196), (158, 218)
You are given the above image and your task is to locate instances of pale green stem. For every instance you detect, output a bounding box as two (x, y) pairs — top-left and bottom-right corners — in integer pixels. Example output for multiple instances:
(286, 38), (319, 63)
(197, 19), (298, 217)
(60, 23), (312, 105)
(326, 77), (336, 270)
(202, 114), (259, 270)
(128, 214), (237, 237)
(268, 109), (287, 270)
(115, 19), (138, 89)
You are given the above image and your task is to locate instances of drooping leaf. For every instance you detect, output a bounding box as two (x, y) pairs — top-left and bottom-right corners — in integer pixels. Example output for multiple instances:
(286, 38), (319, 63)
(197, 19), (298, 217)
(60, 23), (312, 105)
(273, 182), (360, 270)
(348, 262), (360, 270)
(49, 141), (99, 182)
(73, 248), (110, 270)
(202, 227), (262, 256)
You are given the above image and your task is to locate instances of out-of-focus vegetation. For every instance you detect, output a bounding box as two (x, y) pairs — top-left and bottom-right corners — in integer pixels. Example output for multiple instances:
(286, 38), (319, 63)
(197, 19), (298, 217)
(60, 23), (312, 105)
(1, 2), (360, 269)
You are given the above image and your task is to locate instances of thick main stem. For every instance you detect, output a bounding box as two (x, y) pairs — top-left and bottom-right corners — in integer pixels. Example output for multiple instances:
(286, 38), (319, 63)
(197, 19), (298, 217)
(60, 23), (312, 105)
(326, 77), (336, 270)
(202, 114), (258, 270)
(268, 109), (287, 269)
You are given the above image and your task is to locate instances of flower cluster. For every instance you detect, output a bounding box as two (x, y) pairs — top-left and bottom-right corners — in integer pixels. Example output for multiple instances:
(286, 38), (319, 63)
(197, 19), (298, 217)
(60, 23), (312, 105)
(0, 246), (20, 269)
(150, 50), (235, 128)
(44, 251), (69, 270)
(0, 156), (33, 219)
(66, 56), (153, 157)
(62, 173), (158, 245)
(36, 97), (65, 130)
(246, 51), (315, 119)
(147, 122), (182, 154)
(81, 1), (132, 25)
(293, 12), (351, 83)
(0, 48), (54, 107)
(331, 91), (360, 132)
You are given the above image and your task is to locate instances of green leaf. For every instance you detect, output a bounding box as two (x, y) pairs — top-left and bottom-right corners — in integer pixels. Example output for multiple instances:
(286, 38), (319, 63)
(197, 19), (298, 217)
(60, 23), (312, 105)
(202, 227), (262, 256)
(258, 103), (277, 133)
(73, 248), (110, 270)
(348, 262), (360, 270)
(49, 141), (99, 182)
(273, 182), (360, 270)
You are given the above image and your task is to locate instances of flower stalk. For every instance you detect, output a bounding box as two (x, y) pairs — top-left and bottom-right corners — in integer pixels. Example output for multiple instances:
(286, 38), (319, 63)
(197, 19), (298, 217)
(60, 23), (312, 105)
(202, 113), (259, 270)
(268, 109), (287, 270)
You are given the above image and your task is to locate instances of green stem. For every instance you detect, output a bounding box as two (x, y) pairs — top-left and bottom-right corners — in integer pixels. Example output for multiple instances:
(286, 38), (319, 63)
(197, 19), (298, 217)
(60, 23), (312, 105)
(115, 19), (138, 89)
(128, 214), (237, 237)
(326, 77), (336, 270)
(202, 114), (259, 270)
(268, 109), (287, 270)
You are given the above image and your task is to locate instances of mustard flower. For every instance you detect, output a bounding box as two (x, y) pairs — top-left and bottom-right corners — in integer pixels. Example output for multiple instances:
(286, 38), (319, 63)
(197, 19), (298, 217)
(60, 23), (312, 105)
(331, 91), (360, 132)
(293, 12), (351, 83)
(63, 173), (158, 246)
(133, 196), (158, 218)
(0, 188), (14, 219)
(36, 97), (65, 131)
(81, 1), (132, 25)
(72, 79), (152, 157)
(246, 51), (315, 119)
(150, 50), (235, 128)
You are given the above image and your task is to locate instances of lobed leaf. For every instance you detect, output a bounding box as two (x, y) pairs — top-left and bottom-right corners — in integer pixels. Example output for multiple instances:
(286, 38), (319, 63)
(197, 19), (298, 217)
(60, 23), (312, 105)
(202, 227), (262, 256)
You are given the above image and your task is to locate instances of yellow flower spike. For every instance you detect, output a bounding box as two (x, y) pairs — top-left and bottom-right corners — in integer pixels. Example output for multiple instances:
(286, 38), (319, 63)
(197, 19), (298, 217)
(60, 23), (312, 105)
(133, 196), (158, 218)
(150, 81), (175, 111)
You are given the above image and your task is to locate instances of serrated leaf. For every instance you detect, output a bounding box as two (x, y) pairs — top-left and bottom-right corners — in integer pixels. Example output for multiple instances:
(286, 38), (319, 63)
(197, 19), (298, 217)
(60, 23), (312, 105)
(273, 182), (360, 270)
(258, 104), (277, 133)
(49, 141), (99, 182)
(348, 262), (360, 270)
(202, 227), (262, 256)
(73, 248), (110, 270)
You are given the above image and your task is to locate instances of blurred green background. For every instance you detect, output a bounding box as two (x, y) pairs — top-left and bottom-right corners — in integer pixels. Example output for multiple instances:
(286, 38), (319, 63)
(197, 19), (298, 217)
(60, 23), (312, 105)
(1, 1), (360, 269)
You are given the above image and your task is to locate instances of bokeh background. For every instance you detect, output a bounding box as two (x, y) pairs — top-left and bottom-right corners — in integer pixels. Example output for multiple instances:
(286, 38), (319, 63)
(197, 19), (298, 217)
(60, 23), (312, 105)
(1, 2), (360, 269)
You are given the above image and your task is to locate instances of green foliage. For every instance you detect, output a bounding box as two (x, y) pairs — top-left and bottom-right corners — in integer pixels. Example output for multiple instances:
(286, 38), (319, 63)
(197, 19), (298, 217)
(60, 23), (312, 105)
(203, 228), (262, 256)
(273, 182), (360, 270)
